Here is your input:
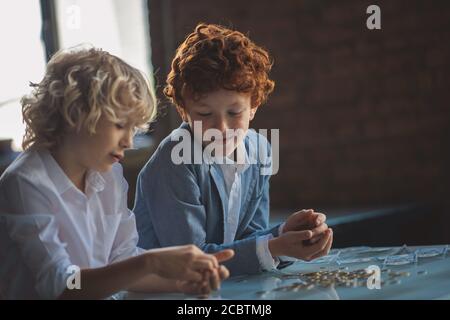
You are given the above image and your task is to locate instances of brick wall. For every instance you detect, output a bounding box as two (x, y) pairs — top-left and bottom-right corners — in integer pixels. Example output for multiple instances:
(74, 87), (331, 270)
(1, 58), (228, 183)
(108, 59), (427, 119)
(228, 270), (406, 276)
(148, 0), (450, 209)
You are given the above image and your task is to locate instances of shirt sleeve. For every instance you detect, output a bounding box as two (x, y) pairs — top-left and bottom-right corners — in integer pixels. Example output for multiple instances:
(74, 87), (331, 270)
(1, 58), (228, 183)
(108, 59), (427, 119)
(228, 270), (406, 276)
(278, 222), (286, 235)
(134, 156), (263, 276)
(108, 174), (142, 264)
(276, 222), (298, 263)
(239, 137), (281, 240)
(0, 174), (73, 299)
(255, 234), (280, 271)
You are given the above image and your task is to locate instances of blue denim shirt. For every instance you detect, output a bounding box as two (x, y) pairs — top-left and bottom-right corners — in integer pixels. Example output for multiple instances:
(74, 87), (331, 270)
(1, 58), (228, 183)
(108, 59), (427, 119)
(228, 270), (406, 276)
(133, 122), (286, 275)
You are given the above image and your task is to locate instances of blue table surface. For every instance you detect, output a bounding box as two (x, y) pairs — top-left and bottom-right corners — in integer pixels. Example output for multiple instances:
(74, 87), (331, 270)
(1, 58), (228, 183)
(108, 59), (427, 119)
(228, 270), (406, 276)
(124, 245), (450, 300)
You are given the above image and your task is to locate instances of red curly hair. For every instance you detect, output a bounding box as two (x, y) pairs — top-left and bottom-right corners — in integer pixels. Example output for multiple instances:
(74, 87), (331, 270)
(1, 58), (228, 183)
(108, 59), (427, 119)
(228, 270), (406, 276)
(164, 23), (275, 108)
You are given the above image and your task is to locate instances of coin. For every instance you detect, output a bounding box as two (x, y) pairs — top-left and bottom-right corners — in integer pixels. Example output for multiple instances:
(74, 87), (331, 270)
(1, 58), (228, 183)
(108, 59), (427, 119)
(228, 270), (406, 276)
(417, 270), (428, 275)
(388, 279), (401, 285)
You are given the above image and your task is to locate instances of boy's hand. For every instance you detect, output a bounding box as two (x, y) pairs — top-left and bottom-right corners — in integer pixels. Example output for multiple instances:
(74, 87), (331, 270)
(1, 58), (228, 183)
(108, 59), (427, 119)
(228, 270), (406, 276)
(202, 250), (234, 292)
(176, 251), (233, 296)
(145, 245), (234, 283)
(176, 265), (230, 296)
(268, 228), (333, 261)
(283, 209), (328, 244)
(282, 209), (326, 233)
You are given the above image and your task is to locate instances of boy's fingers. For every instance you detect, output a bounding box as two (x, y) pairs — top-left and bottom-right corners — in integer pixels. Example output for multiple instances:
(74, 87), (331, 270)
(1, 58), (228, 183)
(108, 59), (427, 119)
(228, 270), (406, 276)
(322, 229), (333, 251)
(289, 209), (313, 224)
(197, 254), (219, 269)
(219, 265), (230, 280)
(310, 230), (333, 260)
(180, 281), (200, 295)
(326, 229), (333, 251)
(305, 212), (325, 227)
(302, 223), (328, 245)
(291, 211), (326, 230)
(324, 230), (333, 251)
(306, 229), (331, 254)
(191, 283), (202, 295)
(313, 213), (326, 226)
(317, 229), (332, 252)
(210, 268), (220, 290)
(202, 269), (218, 291)
(210, 255), (219, 269)
(309, 234), (323, 244)
(201, 284), (211, 295)
(213, 249), (235, 263)
(296, 209), (314, 220)
(311, 223), (328, 237)
(177, 281), (189, 293)
(193, 259), (215, 272)
(201, 270), (210, 288)
(184, 270), (203, 282)
(291, 230), (313, 242)
(200, 273), (212, 295)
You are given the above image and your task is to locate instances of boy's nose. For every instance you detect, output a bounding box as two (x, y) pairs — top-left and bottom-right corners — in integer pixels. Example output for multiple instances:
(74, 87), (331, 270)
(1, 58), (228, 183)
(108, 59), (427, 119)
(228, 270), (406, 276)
(121, 131), (134, 149)
(214, 119), (229, 134)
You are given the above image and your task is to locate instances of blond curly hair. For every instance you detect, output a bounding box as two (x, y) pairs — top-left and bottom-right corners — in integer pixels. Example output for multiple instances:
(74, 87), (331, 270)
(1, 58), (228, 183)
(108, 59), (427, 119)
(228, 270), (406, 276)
(21, 46), (156, 150)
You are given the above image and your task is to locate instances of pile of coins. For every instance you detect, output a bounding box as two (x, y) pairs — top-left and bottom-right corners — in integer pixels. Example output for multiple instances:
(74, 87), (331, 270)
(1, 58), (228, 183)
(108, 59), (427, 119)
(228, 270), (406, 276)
(296, 268), (375, 288)
(267, 267), (415, 293)
(303, 268), (375, 288)
(270, 281), (315, 292)
(383, 269), (411, 285)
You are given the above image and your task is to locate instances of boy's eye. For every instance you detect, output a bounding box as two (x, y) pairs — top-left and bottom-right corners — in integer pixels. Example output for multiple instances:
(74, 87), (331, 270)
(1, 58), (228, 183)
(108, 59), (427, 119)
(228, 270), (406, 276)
(115, 123), (125, 129)
(197, 112), (212, 117)
(228, 111), (243, 116)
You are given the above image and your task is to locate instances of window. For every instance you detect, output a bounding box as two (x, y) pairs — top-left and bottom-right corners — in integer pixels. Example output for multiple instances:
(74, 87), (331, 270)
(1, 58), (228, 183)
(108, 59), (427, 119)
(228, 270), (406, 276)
(0, 0), (154, 151)
(54, 0), (154, 88)
(0, 1), (46, 151)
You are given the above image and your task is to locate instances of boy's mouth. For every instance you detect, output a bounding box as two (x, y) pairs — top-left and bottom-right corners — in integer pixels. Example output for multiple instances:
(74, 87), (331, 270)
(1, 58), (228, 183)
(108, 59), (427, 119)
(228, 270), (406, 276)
(215, 136), (236, 143)
(110, 153), (124, 162)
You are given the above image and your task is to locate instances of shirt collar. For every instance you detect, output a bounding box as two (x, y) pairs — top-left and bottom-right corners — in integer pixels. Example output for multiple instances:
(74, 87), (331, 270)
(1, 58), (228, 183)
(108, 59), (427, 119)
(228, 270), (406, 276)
(85, 170), (105, 193)
(217, 141), (251, 174)
(40, 149), (105, 196)
(40, 149), (74, 195)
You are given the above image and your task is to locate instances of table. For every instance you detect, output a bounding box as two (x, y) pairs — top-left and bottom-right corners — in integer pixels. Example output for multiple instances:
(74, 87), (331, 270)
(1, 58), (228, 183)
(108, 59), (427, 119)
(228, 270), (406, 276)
(124, 245), (450, 300)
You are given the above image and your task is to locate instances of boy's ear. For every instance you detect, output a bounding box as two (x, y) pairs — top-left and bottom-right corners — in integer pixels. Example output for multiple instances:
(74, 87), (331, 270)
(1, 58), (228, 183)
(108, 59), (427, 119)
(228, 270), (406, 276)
(249, 106), (259, 121)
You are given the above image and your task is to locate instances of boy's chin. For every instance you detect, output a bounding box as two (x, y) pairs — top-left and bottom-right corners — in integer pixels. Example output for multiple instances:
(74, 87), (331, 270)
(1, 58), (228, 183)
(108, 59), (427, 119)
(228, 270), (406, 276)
(95, 162), (115, 172)
(204, 141), (237, 159)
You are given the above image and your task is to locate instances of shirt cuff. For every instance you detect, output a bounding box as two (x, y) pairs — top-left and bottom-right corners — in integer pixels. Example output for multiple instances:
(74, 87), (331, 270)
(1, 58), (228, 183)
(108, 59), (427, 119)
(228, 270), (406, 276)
(256, 234), (279, 271)
(278, 222), (286, 235)
(276, 222), (298, 262)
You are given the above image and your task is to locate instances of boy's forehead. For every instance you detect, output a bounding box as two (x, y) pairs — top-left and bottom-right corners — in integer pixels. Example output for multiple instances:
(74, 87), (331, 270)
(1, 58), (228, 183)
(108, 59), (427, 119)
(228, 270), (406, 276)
(187, 89), (250, 105)
(105, 108), (138, 124)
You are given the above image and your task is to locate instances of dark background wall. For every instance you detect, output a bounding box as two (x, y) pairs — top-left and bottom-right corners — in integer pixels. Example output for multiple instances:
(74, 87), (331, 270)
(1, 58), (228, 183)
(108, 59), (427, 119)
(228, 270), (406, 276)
(147, 0), (450, 214)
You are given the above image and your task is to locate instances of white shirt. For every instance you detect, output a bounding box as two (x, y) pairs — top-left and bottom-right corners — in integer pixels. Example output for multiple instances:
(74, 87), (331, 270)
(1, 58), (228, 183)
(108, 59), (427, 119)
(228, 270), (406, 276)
(218, 143), (280, 271)
(0, 149), (142, 299)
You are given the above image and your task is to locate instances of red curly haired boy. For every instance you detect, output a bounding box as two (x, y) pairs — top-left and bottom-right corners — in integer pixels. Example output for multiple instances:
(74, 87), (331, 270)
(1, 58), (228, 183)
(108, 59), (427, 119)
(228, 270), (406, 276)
(133, 23), (333, 276)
